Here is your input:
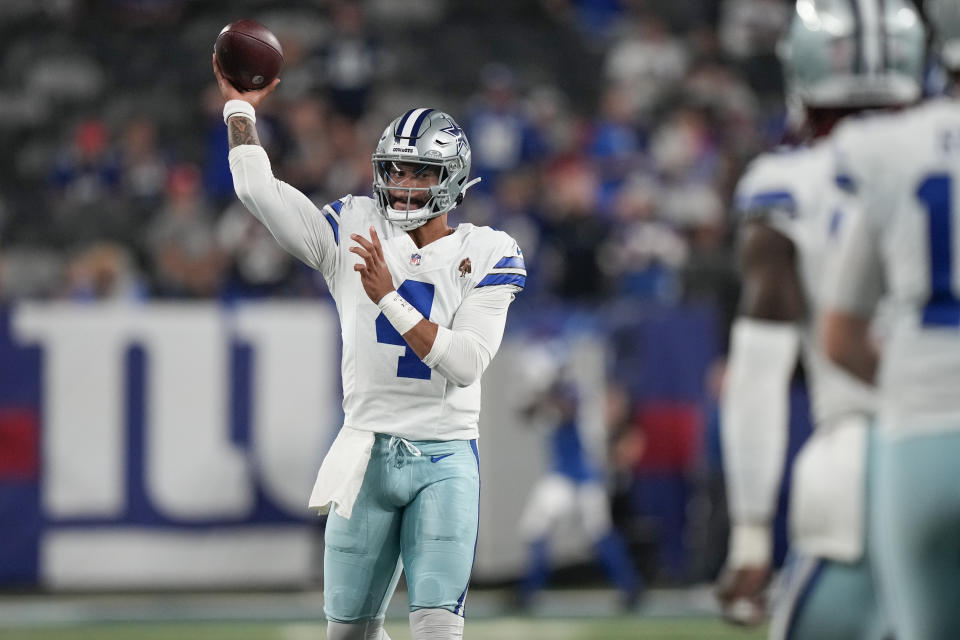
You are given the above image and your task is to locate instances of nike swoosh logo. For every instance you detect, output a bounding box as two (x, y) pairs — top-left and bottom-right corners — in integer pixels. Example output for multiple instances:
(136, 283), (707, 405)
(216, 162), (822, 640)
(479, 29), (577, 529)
(430, 453), (454, 463)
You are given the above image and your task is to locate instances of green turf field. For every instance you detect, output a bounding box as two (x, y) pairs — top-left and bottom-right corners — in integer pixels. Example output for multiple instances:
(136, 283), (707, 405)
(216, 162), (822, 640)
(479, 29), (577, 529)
(0, 618), (767, 640)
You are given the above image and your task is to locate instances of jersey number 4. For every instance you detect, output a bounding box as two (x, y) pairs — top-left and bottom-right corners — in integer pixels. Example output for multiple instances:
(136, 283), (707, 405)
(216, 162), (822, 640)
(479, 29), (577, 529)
(375, 279), (435, 379)
(917, 175), (960, 327)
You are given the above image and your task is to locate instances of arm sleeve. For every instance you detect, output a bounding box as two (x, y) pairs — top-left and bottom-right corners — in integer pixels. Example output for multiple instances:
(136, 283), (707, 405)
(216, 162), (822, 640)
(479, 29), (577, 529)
(721, 318), (799, 529)
(229, 145), (339, 279)
(421, 286), (515, 387)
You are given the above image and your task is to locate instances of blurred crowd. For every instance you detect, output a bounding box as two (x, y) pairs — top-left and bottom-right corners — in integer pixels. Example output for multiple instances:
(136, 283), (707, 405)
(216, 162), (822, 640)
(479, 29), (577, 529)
(0, 0), (800, 586)
(0, 0), (792, 323)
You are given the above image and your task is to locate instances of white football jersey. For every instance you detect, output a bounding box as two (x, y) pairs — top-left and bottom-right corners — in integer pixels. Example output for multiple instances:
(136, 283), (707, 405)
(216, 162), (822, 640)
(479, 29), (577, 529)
(321, 195), (523, 440)
(830, 98), (960, 430)
(734, 141), (876, 427)
(229, 145), (524, 441)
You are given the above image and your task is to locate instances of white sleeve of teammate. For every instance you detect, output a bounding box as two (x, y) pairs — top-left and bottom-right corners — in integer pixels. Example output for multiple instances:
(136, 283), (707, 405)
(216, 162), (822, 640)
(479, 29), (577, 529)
(821, 201), (884, 318)
(422, 286), (515, 387)
(229, 145), (338, 279)
(721, 318), (800, 567)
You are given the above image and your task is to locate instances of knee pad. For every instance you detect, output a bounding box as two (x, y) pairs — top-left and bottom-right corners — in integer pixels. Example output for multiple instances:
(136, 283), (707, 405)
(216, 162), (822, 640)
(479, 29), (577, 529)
(409, 608), (464, 640)
(326, 618), (391, 640)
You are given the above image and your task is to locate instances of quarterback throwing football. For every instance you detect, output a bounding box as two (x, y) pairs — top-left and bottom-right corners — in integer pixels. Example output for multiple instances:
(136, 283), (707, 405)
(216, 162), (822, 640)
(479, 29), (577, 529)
(214, 55), (524, 640)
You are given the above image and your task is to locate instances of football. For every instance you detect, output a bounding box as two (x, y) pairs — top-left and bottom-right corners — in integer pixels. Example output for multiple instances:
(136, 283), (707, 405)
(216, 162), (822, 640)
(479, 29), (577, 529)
(214, 19), (284, 92)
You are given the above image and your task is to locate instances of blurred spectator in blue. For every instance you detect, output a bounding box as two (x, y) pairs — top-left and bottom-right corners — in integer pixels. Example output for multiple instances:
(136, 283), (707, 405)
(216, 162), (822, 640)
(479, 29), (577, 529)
(589, 85), (648, 213)
(48, 118), (135, 248)
(49, 119), (120, 205)
(464, 63), (546, 194)
(146, 163), (224, 297)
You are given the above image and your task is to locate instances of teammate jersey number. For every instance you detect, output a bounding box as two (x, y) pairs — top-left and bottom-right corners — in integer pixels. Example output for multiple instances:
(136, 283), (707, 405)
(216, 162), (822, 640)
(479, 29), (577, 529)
(375, 279), (435, 379)
(916, 174), (960, 327)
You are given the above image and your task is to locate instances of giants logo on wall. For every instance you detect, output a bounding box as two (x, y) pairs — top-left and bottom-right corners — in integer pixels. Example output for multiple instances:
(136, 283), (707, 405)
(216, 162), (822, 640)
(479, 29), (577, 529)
(0, 303), (341, 589)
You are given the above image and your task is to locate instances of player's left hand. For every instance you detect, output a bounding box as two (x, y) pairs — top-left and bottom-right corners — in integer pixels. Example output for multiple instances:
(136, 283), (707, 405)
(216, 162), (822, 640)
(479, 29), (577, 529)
(350, 227), (395, 303)
(715, 564), (769, 627)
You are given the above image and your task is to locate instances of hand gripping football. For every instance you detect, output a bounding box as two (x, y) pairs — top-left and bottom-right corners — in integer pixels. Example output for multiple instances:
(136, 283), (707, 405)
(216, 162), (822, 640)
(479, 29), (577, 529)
(214, 19), (284, 91)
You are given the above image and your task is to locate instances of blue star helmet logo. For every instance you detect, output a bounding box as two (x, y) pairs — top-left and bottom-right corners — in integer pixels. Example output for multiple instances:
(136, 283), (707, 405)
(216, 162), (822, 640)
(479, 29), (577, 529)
(440, 118), (466, 155)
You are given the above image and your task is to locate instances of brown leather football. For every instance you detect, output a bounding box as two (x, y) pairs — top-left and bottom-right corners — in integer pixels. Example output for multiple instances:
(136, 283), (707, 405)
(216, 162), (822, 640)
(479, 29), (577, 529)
(214, 19), (284, 92)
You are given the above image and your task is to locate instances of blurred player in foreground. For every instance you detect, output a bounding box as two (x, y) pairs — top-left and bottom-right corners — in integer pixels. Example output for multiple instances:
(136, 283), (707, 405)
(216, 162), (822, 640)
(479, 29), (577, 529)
(514, 342), (640, 610)
(716, 0), (925, 637)
(213, 55), (524, 640)
(823, 2), (960, 636)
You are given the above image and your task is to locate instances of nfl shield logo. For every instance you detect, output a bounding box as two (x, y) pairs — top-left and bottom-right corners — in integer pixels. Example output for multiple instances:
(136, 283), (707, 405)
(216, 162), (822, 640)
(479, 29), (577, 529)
(410, 253), (422, 266)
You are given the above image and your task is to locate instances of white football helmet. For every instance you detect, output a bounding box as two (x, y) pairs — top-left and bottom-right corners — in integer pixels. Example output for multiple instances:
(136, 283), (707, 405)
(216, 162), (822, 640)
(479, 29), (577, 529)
(780, 0), (926, 107)
(927, 0), (960, 71)
(372, 108), (480, 231)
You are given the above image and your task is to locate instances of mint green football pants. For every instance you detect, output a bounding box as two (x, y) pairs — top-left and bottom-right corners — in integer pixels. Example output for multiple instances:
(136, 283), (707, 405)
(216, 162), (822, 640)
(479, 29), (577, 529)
(871, 428), (960, 640)
(322, 434), (480, 623)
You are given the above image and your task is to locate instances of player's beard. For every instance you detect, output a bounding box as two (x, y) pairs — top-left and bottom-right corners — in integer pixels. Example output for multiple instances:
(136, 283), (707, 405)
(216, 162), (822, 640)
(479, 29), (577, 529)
(391, 190), (428, 211)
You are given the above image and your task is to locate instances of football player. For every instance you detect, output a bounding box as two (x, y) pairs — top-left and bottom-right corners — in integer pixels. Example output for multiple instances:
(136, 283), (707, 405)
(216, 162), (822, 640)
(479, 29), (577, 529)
(212, 57), (524, 640)
(823, 1), (960, 636)
(716, 1), (926, 638)
(514, 341), (640, 610)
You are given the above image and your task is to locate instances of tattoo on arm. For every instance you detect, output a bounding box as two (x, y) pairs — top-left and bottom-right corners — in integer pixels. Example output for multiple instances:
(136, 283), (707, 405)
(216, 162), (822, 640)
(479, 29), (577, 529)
(227, 116), (260, 149)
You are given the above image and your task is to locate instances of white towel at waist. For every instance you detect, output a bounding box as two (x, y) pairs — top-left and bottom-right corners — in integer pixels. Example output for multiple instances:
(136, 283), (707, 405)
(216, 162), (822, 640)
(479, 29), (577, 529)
(308, 426), (375, 519)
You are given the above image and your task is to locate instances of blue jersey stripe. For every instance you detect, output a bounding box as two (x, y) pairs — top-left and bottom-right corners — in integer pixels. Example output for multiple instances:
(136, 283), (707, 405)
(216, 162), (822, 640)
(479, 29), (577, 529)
(494, 256), (525, 269)
(476, 273), (525, 289)
(329, 199), (344, 214)
(323, 212), (339, 245)
(736, 190), (797, 216)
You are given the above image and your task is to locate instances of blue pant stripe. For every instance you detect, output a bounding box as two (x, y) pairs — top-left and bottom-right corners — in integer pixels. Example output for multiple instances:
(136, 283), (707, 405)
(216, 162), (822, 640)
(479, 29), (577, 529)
(783, 558), (826, 640)
(455, 439), (480, 616)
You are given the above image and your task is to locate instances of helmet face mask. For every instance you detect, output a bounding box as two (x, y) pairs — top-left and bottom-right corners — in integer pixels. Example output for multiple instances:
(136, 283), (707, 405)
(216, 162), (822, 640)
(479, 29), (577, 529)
(780, 0), (927, 109)
(372, 108), (477, 231)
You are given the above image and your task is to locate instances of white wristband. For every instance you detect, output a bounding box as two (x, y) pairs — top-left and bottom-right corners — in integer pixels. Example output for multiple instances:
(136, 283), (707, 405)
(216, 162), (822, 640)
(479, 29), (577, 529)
(728, 523), (772, 569)
(377, 291), (424, 335)
(223, 99), (256, 125)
